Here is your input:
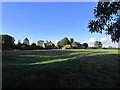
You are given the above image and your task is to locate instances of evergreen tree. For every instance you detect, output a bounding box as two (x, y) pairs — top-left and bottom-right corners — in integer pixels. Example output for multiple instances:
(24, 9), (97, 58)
(23, 38), (29, 45)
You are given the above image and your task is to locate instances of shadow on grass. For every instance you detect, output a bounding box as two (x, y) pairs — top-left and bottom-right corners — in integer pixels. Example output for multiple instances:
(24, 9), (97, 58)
(2, 53), (119, 88)
(2, 50), (91, 66)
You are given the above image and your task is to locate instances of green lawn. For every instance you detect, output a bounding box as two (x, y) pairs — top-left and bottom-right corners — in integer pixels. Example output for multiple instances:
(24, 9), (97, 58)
(2, 49), (119, 88)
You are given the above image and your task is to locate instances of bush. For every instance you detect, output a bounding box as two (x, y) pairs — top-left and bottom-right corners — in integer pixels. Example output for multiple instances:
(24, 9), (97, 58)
(72, 42), (81, 49)
(102, 47), (108, 49)
(19, 44), (30, 50)
(30, 43), (38, 50)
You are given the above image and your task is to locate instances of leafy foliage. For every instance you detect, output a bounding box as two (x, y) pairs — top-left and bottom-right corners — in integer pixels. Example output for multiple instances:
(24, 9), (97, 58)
(17, 40), (22, 45)
(15, 40), (22, 49)
(20, 44), (29, 50)
(23, 38), (29, 45)
(88, 1), (120, 43)
(30, 43), (38, 50)
(82, 43), (89, 49)
(70, 38), (74, 44)
(94, 41), (103, 48)
(72, 42), (81, 49)
(57, 37), (71, 48)
(0, 34), (15, 50)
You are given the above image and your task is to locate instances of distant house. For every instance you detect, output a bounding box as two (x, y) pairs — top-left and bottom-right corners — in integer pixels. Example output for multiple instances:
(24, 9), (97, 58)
(62, 45), (85, 49)
(62, 45), (72, 49)
(42, 41), (56, 49)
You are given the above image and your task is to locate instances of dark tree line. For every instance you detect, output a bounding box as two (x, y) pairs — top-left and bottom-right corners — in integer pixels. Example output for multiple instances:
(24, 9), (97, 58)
(0, 34), (89, 50)
(15, 38), (43, 50)
(1, 34), (116, 50)
(0, 35), (43, 50)
(57, 37), (89, 49)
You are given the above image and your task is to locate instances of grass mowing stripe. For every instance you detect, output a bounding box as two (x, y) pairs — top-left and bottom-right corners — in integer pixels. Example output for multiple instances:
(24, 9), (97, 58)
(28, 57), (76, 65)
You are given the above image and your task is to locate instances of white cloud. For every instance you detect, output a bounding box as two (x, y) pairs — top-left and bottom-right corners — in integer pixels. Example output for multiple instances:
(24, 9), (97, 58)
(29, 40), (34, 45)
(88, 38), (97, 43)
(100, 37), (107, 43)
(14, 41), (18, 44)
(83, 37), (97, 44)
(83, 40), (87, 43)
(83, 37), (119, 48)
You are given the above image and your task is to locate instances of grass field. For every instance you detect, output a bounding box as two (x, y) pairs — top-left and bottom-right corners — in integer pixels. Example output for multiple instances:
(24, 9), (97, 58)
(2, 49), (119, 88)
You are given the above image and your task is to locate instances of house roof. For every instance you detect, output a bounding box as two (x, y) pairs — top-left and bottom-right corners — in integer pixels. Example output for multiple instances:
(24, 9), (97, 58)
(63, 44), (72, 49)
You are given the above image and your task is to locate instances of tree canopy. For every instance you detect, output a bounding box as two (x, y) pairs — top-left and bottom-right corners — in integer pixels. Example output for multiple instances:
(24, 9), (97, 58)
(94, 41), (103, 48)
(57, 37), (71, 48)
(17, 40), (22, 45)
(88, 1), (120, 43)
(0, 34), (15, 50)
(82, 43), (89, 49)
(23, 38), (29, 45)
(72, 42), (81, 49)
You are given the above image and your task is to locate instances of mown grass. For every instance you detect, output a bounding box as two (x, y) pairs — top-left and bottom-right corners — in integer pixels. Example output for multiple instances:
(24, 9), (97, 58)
(2, 49), (119, 88)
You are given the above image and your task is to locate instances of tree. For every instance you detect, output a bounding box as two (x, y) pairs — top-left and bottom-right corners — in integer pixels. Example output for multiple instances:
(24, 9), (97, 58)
(17, 40), (22, 45)
(82, 43), (89, 49)
(108, 46), (113, 48)
(72, 42), (81, 49)
(15, 40), (22, 49)
(0, 34), (15, 50)
(57, 37), (71, 48)
(88, 1), (120, 43)
(30, 43), (37, 50)
(20, 44), (29, 50)
(94, 41), (103, 48)
(57, 41), (62, 49)
(61, 37), (70, 47)
(23, 38), (29, 45)
(70, 38), (74, 44)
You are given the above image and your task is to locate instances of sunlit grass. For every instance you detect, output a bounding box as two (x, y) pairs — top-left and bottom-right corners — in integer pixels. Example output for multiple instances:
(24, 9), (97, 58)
(20, 55), (52, 57)
(28, 57), (76, 65)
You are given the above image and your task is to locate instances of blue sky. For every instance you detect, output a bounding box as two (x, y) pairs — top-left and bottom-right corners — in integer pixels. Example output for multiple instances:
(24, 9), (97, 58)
(2, 2), (118, 47)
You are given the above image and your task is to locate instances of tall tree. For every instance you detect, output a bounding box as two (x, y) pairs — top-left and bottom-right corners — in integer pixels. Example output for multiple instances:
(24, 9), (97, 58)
(88, 1), (120, 43)
(57, 37), (71, 48)
(94, 41), (103, 48)
(57, 41), (62, 48)
(23, 38), (29, 45)
(61, 37), (71, 46)
(0, 34), (15, 50)
(70, 38), (74, 44)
